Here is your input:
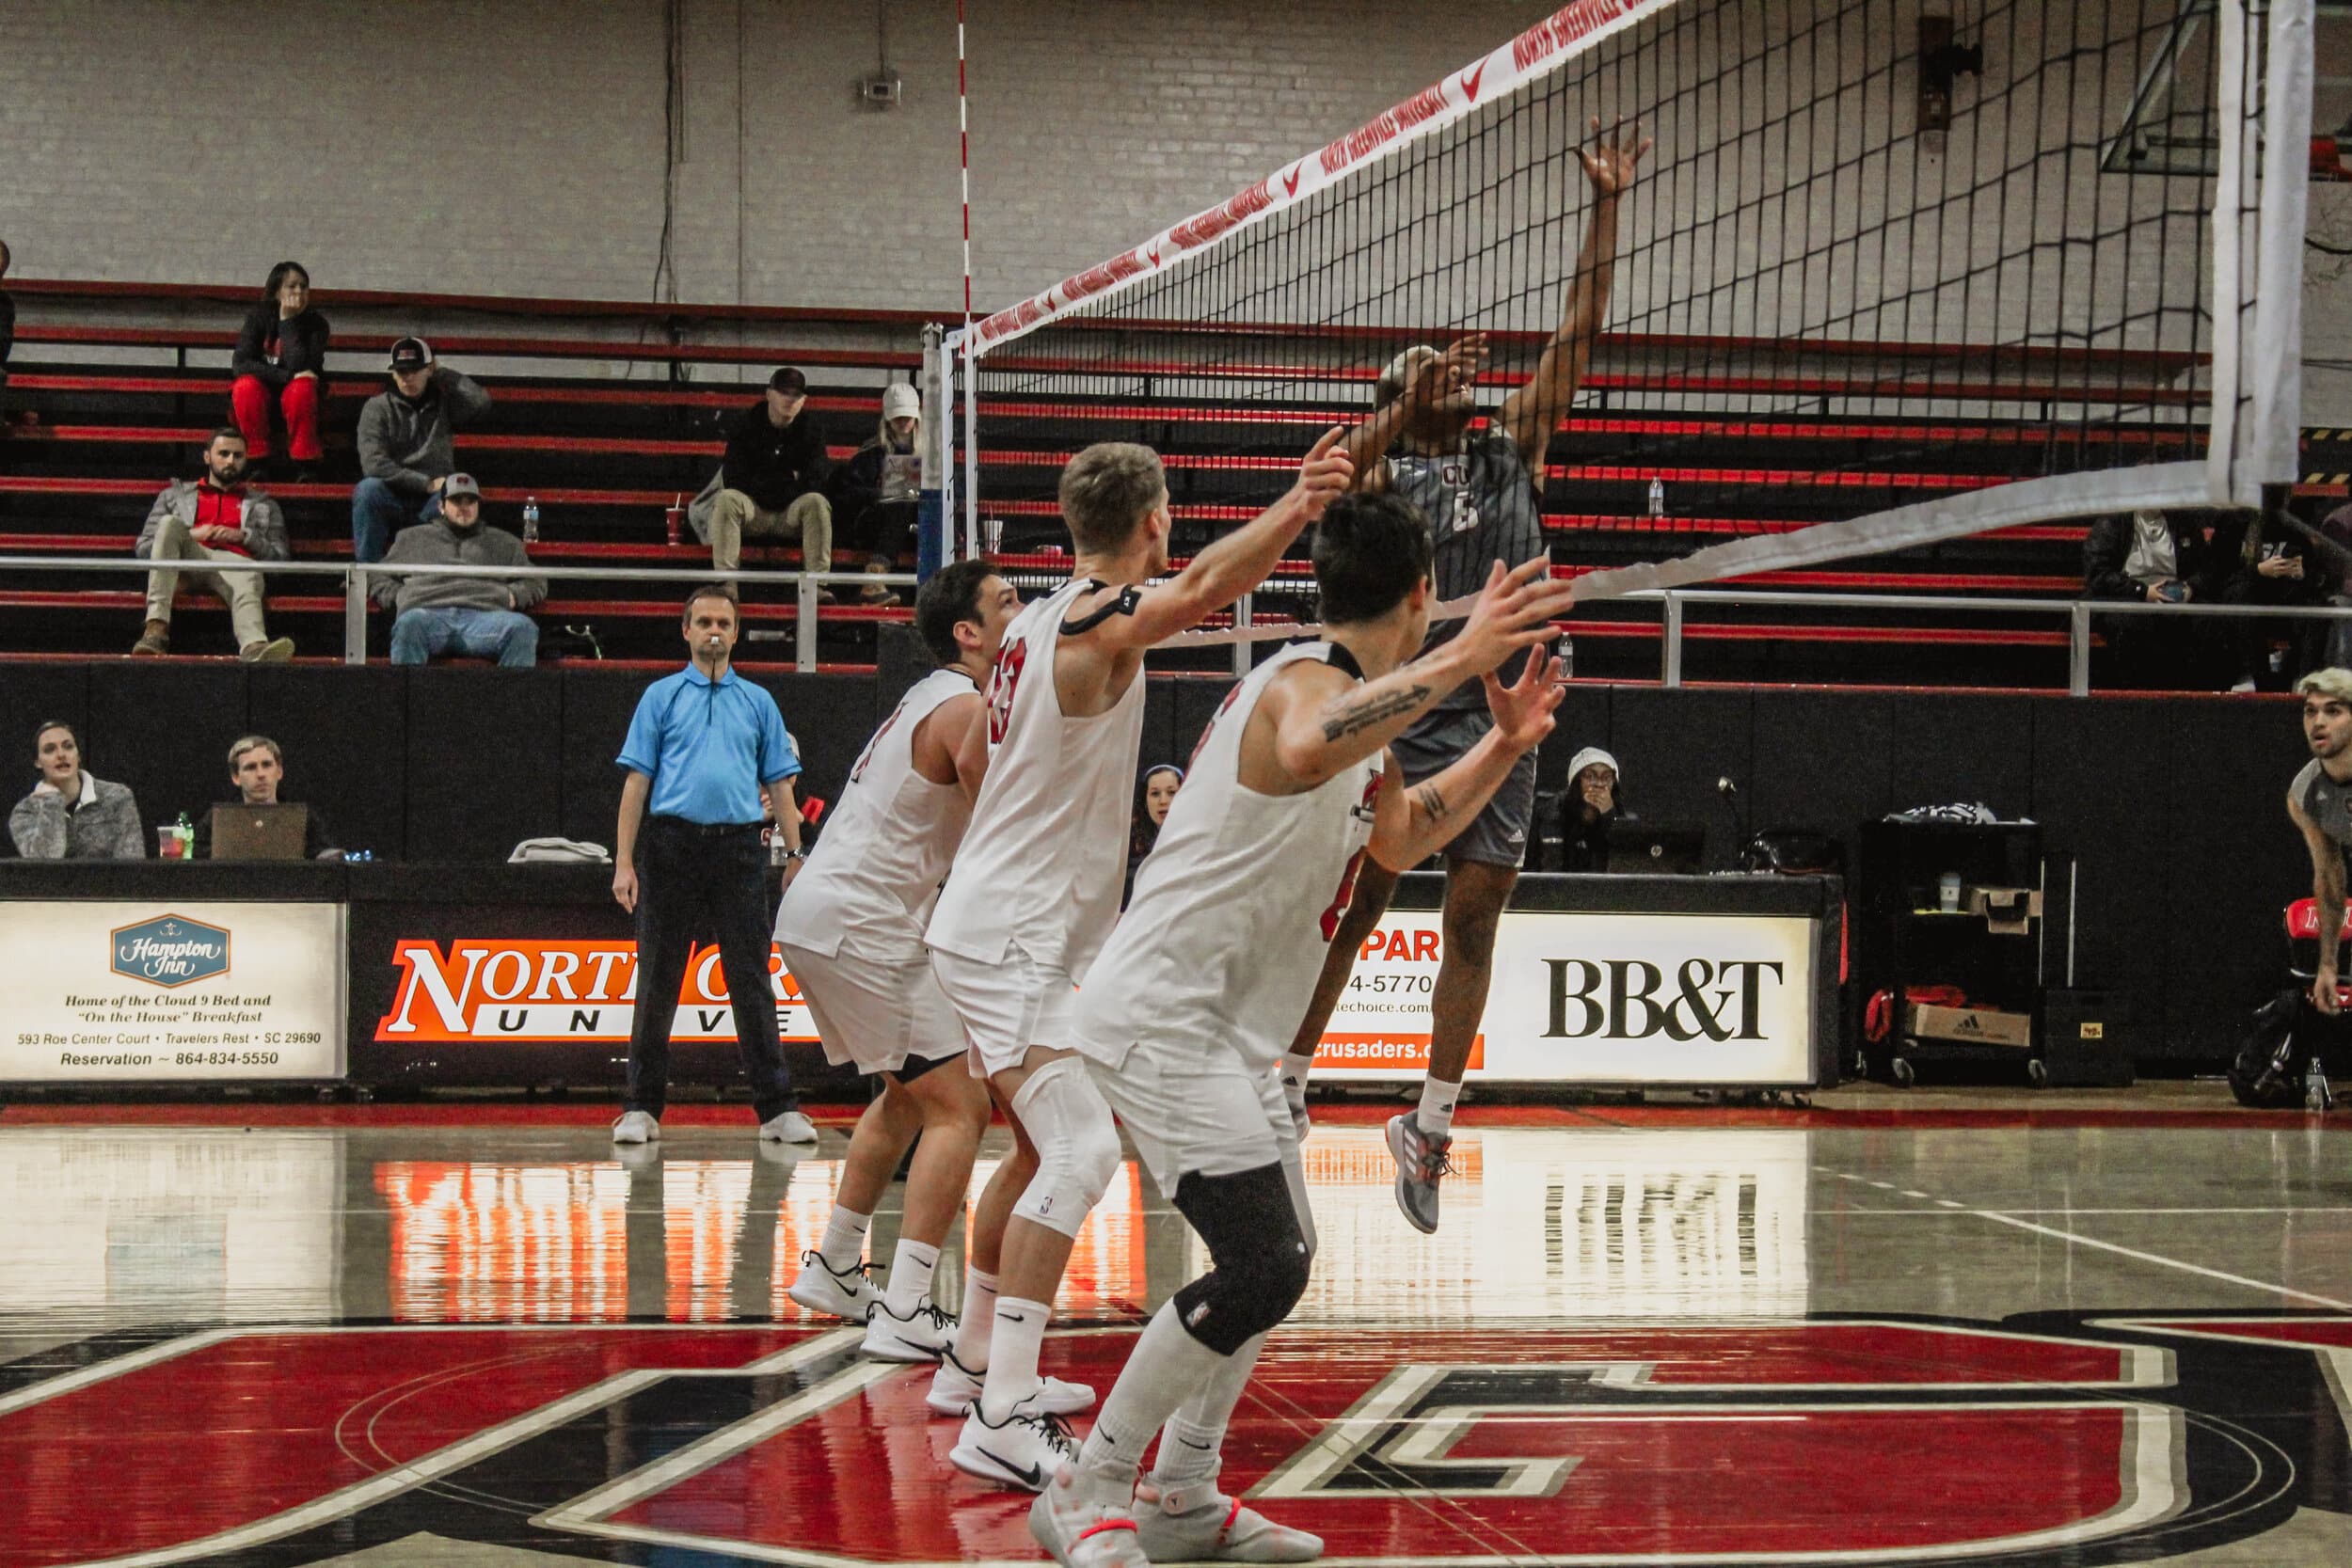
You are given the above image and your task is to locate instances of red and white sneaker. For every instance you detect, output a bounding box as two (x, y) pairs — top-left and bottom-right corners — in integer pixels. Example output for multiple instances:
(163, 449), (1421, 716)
(950, 1404), (1078, 1492)
(1140, 1464), (1322, 1562)
(1029, 1464), (1151, 1568)
(928, 1348), (1097, 1418)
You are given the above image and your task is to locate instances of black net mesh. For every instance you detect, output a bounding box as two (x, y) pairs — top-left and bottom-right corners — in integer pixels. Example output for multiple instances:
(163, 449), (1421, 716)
(952, 0), (2229, 680)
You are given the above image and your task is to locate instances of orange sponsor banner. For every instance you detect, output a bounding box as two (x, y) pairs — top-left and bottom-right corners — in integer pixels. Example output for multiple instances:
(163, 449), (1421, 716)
(373, 938), (818, 1045)
(1312, 1032), (1486, 1074)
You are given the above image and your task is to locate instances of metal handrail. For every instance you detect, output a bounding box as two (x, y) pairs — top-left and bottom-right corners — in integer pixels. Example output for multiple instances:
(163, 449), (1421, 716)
(5, 552), (2347, 691)
(0, 555), (914, 673)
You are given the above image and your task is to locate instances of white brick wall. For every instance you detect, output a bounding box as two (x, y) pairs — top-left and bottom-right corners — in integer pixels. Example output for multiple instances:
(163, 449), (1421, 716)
(0, 0), (1545, 313)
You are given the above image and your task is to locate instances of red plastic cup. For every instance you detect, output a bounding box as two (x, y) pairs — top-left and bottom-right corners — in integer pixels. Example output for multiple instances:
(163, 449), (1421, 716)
(664, 499), (685, 548)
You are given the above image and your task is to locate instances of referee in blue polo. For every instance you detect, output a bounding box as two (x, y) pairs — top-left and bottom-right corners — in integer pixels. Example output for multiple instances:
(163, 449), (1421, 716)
(611, 583), (816, 1147)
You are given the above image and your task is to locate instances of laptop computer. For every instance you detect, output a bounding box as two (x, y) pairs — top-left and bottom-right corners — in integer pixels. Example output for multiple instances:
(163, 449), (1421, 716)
(1604, 821), (1706, 875)
(208, 803), (310, 862)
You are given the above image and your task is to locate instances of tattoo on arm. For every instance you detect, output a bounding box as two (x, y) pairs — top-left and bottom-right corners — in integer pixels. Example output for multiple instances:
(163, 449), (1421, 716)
(1319, 685), (1432, 744)
(1412, 783), (1450, 822)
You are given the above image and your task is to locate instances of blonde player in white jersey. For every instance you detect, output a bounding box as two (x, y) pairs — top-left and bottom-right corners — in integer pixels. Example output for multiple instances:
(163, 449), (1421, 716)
(1029, 494), (1574, 1568)
(776, 562), (1052, 1370)
(927, 431), (1355, 1491)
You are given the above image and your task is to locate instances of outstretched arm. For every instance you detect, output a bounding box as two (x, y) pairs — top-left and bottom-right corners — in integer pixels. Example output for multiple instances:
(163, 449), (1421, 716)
(1098, 428), (1355, 649)
(1341, 337), (1491, 494)
(1496, 119), (1648, 469)
(1368, 649), (1564, 870)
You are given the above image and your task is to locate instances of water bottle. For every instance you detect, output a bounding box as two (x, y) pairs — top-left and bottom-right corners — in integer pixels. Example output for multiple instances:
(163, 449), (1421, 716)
(1647, 478), (1665, 518)
(522, 496), (541, 544)
(2306, 1056), (2331, 1112)
(174, 812), (193, 860)
(1558, 631), (1575, 682)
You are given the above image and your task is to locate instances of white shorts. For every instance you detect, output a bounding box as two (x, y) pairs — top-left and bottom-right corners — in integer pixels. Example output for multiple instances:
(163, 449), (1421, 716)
(782, 941), (964, 1077)
(928, 942), (1077, 1079)
(1082, 1033), (1298, 1206)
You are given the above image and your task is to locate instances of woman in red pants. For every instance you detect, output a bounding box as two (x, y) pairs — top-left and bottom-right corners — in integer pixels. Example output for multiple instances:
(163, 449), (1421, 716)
(230, 261), (329, 474)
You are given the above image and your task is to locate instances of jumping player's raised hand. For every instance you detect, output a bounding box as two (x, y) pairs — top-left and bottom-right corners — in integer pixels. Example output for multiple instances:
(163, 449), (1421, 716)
(1406, 334), (1490, 405)
(1288, 426), (1355, 520)
(1454, 556), (1577, 675)
(1484, 648), (1566, 752)
(1579, 117), (1651, 197)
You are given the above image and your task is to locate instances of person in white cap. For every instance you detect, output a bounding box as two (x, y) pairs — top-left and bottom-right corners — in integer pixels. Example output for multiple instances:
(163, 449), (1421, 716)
(1551, 745), (1624, 873)
(829, 382), (926, 604)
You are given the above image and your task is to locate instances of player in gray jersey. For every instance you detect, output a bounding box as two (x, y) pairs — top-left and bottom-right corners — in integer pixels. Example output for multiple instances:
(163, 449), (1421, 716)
(1282, 119), (1648, 1234)
(2288, 668), (2352, 1015)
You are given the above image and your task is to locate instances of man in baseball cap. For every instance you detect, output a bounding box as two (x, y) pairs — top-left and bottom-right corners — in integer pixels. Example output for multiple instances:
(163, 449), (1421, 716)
(373, 470), (548, 668)
(698, 365), (835, 597)
(352, 335), (493, 562)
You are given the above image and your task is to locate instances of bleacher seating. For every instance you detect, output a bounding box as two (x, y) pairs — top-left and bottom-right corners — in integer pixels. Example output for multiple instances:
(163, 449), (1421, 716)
(6, 277), (2335, 686)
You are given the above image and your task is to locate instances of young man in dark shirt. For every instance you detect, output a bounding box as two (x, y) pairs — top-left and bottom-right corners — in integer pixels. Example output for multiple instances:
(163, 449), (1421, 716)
(707, 367), (835, 598)
(194, 736), (343, 861)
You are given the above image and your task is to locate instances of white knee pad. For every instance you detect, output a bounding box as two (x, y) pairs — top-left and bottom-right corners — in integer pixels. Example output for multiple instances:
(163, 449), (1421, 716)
(1009, 1056), (1121, 1239)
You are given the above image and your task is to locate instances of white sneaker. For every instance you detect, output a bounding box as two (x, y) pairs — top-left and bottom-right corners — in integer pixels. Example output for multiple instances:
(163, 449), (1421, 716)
(951, 1403), (1078, 1492)
(862, 1297), (957, 1362)
(1029, 1464), (1151, 1568)
(787, 1250), (881, 1321)
(611, 1110), (660, 1145)
(1140, 1462), (1322, 1562)
(759, 1108), (819, 1143)
(929, 1348), (1097, 1418)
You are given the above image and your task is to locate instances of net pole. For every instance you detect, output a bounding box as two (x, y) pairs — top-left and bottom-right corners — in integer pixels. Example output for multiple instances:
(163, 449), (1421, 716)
(2249, 0), (2315, 499)
(2207, 0), (2250, 504)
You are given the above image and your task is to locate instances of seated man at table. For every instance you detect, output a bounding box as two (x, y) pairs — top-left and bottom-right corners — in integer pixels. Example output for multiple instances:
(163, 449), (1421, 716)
(193, 735), (344, 861)
(373, 474), (547, 667)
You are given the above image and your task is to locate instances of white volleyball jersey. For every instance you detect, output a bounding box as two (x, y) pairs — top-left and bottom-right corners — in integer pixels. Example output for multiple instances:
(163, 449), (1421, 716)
(926, 578), (1148, 976)
(775, 667), (977, 964)
(1073, 640), (1386, 1075)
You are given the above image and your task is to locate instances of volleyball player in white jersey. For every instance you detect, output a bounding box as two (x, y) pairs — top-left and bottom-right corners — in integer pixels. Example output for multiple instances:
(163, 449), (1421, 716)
(1030, 495), (1573, 1568)
(776, 562), (1034, 1362)
(927, 430), (1354, 1490)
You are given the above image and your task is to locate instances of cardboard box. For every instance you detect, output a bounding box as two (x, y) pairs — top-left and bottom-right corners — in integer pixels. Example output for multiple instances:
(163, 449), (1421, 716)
(1907, 1001), (2033, 1049)
(1965, 885), (2043, 935)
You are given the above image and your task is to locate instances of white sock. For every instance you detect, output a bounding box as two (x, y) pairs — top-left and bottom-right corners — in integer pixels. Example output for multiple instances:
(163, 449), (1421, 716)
(1279, 1053), (1314, 1123)
(1078, 1301), (1225, 1483)
(978, 1295), (1051, 1420)
(882, 1238), (940, 1313)
(817, 1206), (870, 1272)
(1152, 1331), (1264, 1489)
(1415, 1077), (1459, 1138)
(952, 1268), (998, 1369)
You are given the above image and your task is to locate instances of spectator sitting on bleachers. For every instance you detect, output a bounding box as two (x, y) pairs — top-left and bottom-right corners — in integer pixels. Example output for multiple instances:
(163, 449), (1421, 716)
(827, 382), (923, 604)
(353, 337), (490, 564)
(132, 427), (294, 662)
(193, 735), (342, 860)
(2083, 506), (2226, 689)
(373, 473), (546, 668)
(9, 721), (144, 862)
(696, 366), (834, 600)
(2217, 509), (2320, 692)
(230, 261), (329, 478)
(1549, 747), (1625, 873)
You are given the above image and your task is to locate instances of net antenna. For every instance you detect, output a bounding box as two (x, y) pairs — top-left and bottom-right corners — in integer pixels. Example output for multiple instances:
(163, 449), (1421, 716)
(933, 0), (2314, 644)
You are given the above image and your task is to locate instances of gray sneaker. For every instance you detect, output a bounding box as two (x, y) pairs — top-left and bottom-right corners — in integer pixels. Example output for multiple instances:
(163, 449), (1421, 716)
(1138, 1461), (1322, 1562)
(1385, 1113), (1453, 1235)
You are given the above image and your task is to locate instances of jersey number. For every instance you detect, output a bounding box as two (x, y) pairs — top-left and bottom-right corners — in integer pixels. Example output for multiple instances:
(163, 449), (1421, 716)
(985, 640), (1029, 747)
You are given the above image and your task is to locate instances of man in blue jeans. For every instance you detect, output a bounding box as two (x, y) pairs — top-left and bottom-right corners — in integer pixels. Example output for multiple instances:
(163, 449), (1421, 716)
(352, 337), (491, 562)
(374, 474), (546, 666)
(611, 583), (816, 1146)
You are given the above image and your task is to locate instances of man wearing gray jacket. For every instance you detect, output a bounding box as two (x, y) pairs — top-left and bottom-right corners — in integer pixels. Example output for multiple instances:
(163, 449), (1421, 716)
(132, 428), (294, 661)
(373, 473), (547, 667)
(353, 336), (491, 563)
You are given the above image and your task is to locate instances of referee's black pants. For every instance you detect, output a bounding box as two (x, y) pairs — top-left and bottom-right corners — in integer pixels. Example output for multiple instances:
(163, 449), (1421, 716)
(625, 815), (797, 1122)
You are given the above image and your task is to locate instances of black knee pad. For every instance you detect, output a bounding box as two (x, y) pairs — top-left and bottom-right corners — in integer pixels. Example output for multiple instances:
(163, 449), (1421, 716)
(1168, 1162), (1312, 1354)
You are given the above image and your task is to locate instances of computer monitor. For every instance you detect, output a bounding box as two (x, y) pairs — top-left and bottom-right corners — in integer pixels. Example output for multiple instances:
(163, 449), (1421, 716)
(1604, 821), (1706, 875)
(208, 803), (310, 862)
